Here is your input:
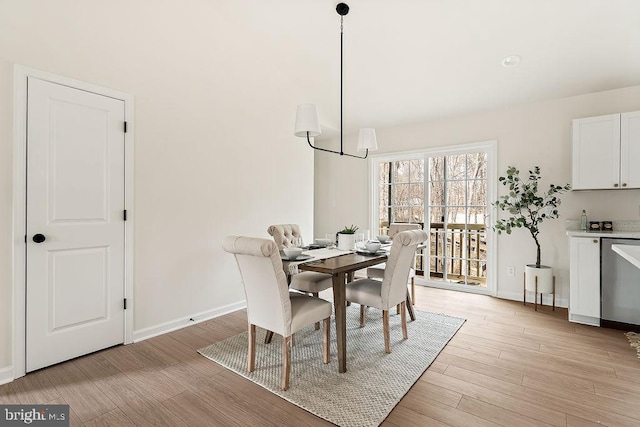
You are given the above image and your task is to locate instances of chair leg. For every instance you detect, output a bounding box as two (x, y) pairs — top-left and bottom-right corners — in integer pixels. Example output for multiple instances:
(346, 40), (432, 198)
(400, 301), (408, 340)
(383, 310), (391, 353)
(282, 335), (292, 391)
(552, 276), (556, 311)
(323, 318), (330, 364)
(248, 324), (256, 372)
(523, 272), (526, 306)
(411, 277), (415, 305)
(264, 330), (274, 344)
(360, 305), (366, 327)
(311, 292), (321, 330)
(396, 304), (401, 314)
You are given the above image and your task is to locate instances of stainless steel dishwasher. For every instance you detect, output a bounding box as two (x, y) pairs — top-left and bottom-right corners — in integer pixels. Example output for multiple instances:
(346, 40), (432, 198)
(601, 238), (640, 330)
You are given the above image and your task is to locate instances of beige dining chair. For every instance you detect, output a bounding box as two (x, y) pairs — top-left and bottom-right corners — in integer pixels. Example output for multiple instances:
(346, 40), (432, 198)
(222, 236), (331, 391)
(267, 224), (333, 311)
(346, 229), (428, 353)
(367, 223), (421, 306)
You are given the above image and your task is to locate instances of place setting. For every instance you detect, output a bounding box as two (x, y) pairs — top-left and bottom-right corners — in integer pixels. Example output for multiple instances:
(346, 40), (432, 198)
(354, 234), (391, 256)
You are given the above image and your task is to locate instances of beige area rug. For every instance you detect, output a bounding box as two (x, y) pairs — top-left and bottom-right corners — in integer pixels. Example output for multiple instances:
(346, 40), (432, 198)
(198, 307), (465, 427)
(626, 332), (640, 358)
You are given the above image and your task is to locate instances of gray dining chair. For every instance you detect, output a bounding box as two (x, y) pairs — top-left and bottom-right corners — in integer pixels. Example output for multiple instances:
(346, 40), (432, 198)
(346, 229), (428, 353)
(267, 224), (333, 315)
(366, 223), (421, 306)
(222, 235), (331, 391)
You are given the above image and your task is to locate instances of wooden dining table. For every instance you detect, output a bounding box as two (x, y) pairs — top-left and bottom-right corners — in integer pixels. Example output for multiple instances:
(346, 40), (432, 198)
(297, 252), (389, 373)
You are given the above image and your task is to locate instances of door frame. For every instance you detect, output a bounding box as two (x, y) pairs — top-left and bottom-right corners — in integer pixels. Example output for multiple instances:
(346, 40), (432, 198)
(12, 65), (135, 379)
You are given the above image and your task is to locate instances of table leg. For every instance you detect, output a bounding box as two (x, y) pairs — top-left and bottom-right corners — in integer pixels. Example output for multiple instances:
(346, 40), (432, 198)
(406, 291), (416, 321)
(332, 272), (347, 373)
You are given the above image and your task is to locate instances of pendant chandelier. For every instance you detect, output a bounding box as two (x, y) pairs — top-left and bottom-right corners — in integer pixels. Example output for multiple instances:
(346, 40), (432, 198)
(293, 3), (378, 159)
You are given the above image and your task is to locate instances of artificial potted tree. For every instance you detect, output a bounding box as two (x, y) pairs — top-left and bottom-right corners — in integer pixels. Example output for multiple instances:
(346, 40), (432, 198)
(337, 224), (359, 250)
(493, 166), (571, 307)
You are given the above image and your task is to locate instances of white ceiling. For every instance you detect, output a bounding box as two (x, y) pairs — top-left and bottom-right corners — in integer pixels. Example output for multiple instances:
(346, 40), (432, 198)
(246, 0), (640, 138)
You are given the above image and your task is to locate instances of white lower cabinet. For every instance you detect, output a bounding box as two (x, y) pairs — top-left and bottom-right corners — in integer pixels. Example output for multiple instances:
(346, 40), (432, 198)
(569, 237), (601, 326)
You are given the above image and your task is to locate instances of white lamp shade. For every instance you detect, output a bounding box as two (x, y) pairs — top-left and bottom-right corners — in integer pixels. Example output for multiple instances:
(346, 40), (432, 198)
(294, 104), (321, 137)
(357, 128), (378, 151)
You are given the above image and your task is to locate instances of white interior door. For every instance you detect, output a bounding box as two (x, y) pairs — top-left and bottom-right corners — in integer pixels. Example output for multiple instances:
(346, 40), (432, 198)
(26, 77), (126, 372)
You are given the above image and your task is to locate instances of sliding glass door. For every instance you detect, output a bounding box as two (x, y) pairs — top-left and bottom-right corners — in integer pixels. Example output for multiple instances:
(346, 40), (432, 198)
(429, 153), (487, 288)
(370, 142), (496, 294)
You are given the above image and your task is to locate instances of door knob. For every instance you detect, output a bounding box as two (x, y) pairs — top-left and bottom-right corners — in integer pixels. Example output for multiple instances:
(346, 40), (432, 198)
(32, 234), (46, 243)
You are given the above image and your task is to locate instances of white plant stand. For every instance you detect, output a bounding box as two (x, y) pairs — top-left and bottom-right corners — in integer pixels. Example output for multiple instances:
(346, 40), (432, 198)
(523, 264), (556, 311)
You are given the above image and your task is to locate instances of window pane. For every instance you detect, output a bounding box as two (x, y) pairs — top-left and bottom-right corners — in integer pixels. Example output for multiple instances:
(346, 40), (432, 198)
(467, 179), (486, 206)
(429, 181), (444, 205)
(410, 159), (424, 182)
(466, 152), (487, 179)
(429, 206), (444, 224)
(467, 206), (486, 225)
(446, 155), (465, 180)
(410, 183), (424, 205)
(446, 180), (466, 206)
(378, 161), (390, 178)
(392, 207), (410, 223)
(429, 156), (444, 182)
(393, 161), (410, 183)
(410, 207), (424, 223)
(378, 205), (389, 229)
(392, 184), (409, 205)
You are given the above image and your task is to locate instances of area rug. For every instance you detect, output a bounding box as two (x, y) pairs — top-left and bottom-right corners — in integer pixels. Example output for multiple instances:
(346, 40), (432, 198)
(198, 307), (465, 427)
(626, 332), (640, 359)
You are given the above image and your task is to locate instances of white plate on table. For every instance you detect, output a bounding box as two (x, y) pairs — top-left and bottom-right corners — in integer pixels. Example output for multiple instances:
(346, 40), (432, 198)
(281, 254), (312, 261)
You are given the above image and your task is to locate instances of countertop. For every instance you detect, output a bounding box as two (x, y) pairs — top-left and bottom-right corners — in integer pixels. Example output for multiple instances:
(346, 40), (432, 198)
(566, 230), (640, 239)
(611, 244), (640, 269)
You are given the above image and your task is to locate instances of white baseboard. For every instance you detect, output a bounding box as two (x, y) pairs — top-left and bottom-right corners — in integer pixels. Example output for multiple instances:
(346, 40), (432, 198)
(132, 300), (247, 343)
(0, 365), (14, 385)
(495, 290), (568, 308)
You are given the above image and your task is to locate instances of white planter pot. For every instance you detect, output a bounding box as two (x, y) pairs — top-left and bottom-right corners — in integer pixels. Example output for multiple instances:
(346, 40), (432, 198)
(337, 233), (355, 251)
(525, 264), (554, 294)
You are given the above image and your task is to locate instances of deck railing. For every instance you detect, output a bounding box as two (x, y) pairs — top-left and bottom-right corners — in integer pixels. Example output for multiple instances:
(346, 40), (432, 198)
(379, 222), (486, 285)
(429, 223), (486, 284)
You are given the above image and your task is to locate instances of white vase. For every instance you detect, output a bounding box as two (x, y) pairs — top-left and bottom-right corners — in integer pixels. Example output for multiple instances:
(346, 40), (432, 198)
(337, 233), (355, 251)
(524, 264), (554, 294)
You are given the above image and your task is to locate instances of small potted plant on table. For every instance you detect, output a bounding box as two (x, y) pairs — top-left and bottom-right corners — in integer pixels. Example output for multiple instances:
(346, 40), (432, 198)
(493, 166), (571, 309)
(337, 224), (359, 251)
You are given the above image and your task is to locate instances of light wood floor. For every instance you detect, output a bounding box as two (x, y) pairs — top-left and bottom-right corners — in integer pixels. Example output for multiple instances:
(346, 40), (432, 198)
(2, 286), (639, 426)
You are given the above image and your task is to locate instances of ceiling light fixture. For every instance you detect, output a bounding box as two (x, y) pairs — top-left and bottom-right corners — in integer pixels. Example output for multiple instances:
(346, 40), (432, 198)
(293, 3), (377, 159)
(501, 54), (522, 68)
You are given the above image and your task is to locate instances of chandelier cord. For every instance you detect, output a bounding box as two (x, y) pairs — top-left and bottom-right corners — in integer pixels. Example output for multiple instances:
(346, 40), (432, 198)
(340, 15), (344, 155)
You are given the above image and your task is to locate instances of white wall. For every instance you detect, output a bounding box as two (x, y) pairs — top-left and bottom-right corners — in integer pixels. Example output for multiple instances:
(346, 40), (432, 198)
(315, 85), (640, 304)
(0, 1), (315, 374)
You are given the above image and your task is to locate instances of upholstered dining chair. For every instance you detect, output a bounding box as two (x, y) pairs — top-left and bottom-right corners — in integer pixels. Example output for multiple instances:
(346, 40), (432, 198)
(367, 223), (422, 306)
(346, 229), (428, 353)
(222, 236), (331, 391)
(267, 224), (333, 314)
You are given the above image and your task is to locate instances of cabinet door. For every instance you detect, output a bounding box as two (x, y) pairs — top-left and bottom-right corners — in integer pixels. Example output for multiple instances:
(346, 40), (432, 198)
(569, 237), (600, 326)
(620, 111), (640, 189)
(572, 114), (620, 190)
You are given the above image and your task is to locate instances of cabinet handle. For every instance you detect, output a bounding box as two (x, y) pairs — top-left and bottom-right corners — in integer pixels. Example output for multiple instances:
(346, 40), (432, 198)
(614, 183), (619, 187)
(622, 183), (627, 187)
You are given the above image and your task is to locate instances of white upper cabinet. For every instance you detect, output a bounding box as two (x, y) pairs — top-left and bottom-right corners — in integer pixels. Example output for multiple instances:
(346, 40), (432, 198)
(572, 111), (640, 190)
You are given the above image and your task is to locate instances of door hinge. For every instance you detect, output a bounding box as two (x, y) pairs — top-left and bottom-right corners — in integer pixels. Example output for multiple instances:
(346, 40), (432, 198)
(124, 121), (128, 133)
(123, 209), (127, 221)
(24, 235), (27, 243)
(124, 298), (127, 310)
